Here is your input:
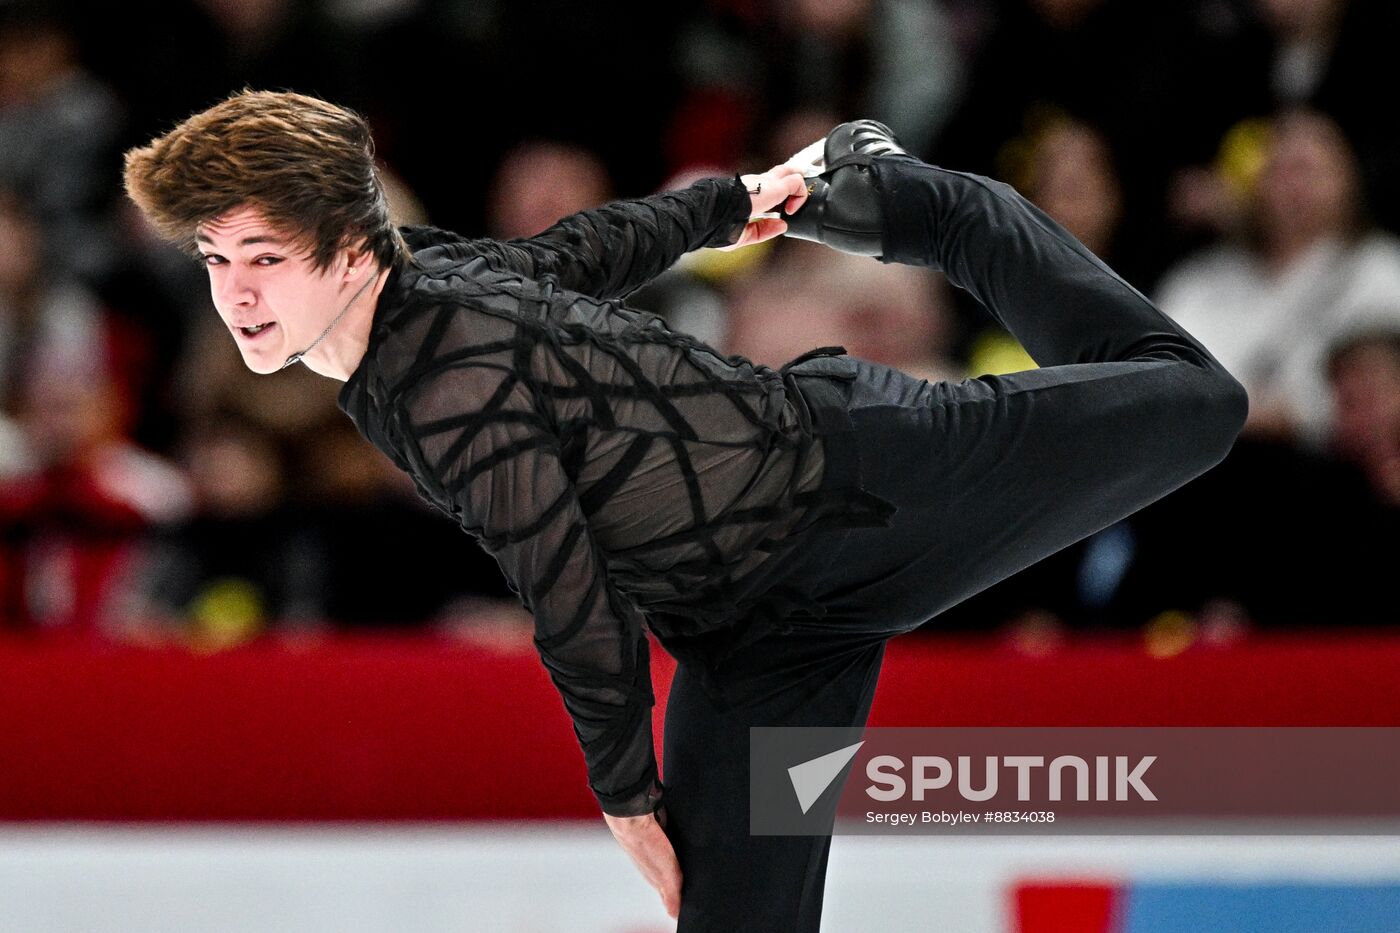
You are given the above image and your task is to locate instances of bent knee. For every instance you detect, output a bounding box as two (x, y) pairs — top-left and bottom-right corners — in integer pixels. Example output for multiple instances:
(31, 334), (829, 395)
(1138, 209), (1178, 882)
(1176, 363), (1249, 468)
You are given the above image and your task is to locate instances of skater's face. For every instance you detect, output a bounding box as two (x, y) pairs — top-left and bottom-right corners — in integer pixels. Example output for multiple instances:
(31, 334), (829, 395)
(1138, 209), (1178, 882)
(196, 204), (363, 375)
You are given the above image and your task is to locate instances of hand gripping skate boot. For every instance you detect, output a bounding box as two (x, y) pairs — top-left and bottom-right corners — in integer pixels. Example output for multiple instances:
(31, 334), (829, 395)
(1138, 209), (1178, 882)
(780, 119), (908, 257)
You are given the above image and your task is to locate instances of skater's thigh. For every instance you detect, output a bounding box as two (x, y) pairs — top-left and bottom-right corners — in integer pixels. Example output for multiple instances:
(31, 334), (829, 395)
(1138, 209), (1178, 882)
(662, 629), (885, 843)
(805, 356), (1223, 628)
(661, 632), (884, 931)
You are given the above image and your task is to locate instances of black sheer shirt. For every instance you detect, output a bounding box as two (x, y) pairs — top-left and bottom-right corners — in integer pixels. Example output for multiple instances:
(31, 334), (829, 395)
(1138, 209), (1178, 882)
(338, 175), (891, 815)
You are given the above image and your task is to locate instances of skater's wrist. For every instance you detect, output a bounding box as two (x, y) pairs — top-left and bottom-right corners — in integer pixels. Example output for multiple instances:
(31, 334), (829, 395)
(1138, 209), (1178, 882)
(594, 774), (665, 818)
(706, 173), (755, 248)
(603, 811), (658, 834)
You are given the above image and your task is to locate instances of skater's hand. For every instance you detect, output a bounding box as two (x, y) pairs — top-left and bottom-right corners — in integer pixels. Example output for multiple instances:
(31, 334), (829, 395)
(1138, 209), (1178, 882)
(719, 164), (811, 251)
(604, 808), (682, 919)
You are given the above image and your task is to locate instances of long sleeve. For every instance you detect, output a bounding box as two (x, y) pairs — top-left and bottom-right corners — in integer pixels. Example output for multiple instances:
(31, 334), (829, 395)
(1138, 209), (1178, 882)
(466, 174), (753, 300)
(399, 356), (662, 817)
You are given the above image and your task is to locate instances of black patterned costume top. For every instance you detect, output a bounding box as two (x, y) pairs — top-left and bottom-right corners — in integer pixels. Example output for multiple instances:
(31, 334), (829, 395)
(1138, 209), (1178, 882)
(338, 175), (895, 816)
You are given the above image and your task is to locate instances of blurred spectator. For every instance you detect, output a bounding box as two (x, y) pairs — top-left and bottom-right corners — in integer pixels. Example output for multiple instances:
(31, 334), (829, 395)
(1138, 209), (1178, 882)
(934, 0), (1273, 286)
(0, 5), (123, 283)
(1166, 118), (1271, 243)
(0, 190), (145, 428)
(726, 240), (958, 382)
(668, 0), (963, 174)
(1253, 0), (1400, 233)
(117, 415), (523, 646)
(967, 114), (1126, 374)
(113, 418), (314, 649)
(88, 199), (213, 454)
(0, 357), (191, 635)
(348, 0), (686, 234)
(1009, 115), (1122, 260)
(775, 0), (963, 155)
(288, 418), (520, 633)
(1257, 0), (1348, 103)
(486, 141), (613, 240)
(1155, 108), (1400, 448)
(1326, 326), (1400, 505)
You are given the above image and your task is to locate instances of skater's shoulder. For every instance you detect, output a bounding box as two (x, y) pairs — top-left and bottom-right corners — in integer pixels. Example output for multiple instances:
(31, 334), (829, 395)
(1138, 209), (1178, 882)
(396, 224), (517, 281)
(382, 224), (536, 311)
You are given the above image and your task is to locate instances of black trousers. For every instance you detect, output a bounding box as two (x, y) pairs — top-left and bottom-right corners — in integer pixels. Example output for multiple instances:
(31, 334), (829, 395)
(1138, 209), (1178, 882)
(658, 155), (1248, 931)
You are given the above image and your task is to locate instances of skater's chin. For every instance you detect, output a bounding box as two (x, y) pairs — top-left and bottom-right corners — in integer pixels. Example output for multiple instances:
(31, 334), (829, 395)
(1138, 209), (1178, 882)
(235, 344), (286, 375)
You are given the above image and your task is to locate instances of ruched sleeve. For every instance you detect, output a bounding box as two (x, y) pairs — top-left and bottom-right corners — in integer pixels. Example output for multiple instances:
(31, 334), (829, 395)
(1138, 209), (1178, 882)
(465, 174), (753, 300)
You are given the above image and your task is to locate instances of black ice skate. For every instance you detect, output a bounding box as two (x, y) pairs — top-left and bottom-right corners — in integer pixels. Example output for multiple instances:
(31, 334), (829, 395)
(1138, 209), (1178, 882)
(780, 119), (908, 257)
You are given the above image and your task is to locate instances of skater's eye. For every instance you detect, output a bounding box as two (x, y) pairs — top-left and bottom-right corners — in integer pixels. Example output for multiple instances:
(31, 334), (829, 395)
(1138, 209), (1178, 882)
(198, 254), (282, 267)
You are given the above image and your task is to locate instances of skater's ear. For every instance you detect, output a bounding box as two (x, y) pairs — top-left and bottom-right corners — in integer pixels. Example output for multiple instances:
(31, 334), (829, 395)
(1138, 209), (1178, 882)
(337, 237), (376, 283)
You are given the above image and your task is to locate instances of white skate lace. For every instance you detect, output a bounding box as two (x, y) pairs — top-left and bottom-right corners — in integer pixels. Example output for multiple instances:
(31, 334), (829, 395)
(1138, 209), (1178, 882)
(784, 138), (827, 178)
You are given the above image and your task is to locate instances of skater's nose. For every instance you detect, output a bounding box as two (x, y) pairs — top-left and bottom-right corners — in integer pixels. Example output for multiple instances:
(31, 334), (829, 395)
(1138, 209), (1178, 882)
(214, 265), (257, 309)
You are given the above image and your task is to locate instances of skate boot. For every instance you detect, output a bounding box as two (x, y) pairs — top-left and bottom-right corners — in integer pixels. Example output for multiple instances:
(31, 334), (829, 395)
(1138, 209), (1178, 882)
(780, 119), (908, 257)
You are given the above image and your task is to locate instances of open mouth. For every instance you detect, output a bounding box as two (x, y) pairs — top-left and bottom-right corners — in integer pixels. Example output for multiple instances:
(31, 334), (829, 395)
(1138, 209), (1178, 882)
(237, 322), (276, 339)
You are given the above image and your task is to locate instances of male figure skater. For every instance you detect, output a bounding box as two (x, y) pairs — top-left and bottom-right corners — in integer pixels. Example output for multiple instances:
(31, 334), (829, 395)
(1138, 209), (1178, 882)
(124, 91), (1246, 931)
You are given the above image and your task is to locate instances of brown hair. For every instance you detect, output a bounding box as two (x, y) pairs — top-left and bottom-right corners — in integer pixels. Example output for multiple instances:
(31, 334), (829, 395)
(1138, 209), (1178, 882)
(123, 88), (408, 274)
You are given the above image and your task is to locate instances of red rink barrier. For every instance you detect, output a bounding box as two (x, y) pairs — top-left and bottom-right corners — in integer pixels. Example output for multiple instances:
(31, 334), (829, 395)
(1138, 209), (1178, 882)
(0, 627), (1396, 821)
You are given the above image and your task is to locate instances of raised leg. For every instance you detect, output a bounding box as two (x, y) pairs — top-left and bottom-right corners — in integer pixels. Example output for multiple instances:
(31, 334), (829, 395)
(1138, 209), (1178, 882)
(778, 154), (1248, 634)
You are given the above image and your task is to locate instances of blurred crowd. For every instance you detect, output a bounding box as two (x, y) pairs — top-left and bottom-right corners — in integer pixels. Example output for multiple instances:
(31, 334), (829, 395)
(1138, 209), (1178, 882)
(0, 0), (1395, 650)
